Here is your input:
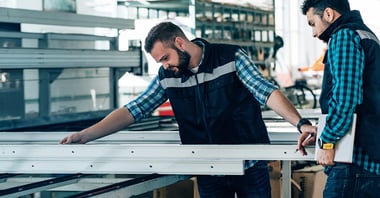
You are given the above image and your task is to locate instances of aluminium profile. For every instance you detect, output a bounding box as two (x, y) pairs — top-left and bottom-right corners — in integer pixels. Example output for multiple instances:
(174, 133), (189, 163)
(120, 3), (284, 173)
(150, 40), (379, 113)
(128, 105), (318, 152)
(0, 7), (134, 29)
(0, 48), (140, 68)
(0, 143), (313, 175)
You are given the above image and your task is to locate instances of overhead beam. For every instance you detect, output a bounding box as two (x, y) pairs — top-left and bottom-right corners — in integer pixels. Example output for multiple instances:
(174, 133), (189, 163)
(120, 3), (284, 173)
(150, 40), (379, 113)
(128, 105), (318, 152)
(0, 7), (134, 29)
(0, 48), (140, 68)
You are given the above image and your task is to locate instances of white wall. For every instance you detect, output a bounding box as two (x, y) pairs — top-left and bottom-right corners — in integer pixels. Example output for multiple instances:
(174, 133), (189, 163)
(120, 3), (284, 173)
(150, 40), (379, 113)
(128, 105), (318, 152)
(275, 0), (325, 84)
(0, 0), (16, 7)
(275, 0), (380, 83)
(350, 0), (380, 36)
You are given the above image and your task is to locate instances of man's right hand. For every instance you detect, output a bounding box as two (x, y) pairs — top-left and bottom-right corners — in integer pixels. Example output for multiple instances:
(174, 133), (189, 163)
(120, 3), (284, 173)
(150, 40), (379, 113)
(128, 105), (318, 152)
(297, 124), (317, 155)
(60, 132), (87, 144)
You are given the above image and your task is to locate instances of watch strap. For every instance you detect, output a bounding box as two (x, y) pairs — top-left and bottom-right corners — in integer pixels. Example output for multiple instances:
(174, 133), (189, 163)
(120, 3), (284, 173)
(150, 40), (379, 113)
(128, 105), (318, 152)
(297, 118), (312, 134)
(318, 138), (335, 150)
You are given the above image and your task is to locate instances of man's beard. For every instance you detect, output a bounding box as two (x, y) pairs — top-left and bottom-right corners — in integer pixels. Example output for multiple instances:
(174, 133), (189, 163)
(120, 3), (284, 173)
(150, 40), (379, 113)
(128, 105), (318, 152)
(174, 47), (191, 76)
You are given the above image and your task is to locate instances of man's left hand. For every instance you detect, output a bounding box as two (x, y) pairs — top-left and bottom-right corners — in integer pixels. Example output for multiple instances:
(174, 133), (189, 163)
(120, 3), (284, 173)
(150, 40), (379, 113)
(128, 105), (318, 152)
(317, 149), (335, 166)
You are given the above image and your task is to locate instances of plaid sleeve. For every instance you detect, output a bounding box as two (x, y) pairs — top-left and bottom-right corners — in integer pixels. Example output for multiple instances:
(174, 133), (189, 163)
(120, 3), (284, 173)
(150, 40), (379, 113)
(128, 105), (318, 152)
(320, 28), (364, 143)
(124, 75), (168, 121)
(235, 48), (277, 105)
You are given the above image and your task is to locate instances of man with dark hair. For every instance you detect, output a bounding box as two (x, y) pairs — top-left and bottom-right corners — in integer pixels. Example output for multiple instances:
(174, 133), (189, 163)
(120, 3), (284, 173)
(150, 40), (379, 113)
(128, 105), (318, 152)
(61, 21), (315, 198)
(298, 0), (380, 197)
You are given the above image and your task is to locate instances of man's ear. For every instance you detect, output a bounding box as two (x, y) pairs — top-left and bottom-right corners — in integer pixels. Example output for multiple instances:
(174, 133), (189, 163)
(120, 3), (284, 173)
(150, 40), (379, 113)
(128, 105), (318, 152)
(174, 37), (185, 51)
(323, 8), (338, 23)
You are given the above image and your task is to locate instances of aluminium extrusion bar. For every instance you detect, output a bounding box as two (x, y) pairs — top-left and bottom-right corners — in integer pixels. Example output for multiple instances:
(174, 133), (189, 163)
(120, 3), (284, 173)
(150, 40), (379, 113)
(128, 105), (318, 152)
(0, 131), (181, 144)
(0, 174), (20, 182)
(0, 174), (191, 198)
(0, 173), (88, 198)
(0, 142), (312, 198)
(0, 48), (140, 68)
(0, 120), (303, 144)
(0, 31), (42, 39)
(0, 129), (315, 198)
(0, 143), (314, 175)
(0, 176), (128, 191)
(262, 109), (322, 120)
(0, 7), (134, 29)
(67, 174), (191, 198)
(0, 131), (301, 145)
(0, 144), (243, 175)
(0, 31), (116, 41)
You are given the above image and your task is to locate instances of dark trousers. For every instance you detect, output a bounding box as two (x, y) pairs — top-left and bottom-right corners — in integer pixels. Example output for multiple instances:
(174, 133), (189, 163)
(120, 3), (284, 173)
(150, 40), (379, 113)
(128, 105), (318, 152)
(324, 163), (380, 198)
(196, 161), (271, 198)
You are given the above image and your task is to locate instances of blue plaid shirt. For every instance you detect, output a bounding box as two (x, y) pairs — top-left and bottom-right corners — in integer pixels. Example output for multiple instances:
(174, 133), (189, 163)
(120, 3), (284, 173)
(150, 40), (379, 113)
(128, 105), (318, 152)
(126, 46), (276, 170)
(321, 28), (380, 174)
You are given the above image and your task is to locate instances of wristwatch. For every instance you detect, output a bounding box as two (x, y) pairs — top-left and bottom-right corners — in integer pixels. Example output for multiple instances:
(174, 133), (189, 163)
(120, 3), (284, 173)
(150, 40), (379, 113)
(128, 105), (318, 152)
(318, 138), (335, 150)
(296, 118), (312, 134)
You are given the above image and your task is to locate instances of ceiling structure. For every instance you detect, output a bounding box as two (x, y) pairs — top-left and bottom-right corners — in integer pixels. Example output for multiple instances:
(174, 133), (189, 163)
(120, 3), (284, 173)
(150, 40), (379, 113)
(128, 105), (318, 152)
(117, 0), (274, 11)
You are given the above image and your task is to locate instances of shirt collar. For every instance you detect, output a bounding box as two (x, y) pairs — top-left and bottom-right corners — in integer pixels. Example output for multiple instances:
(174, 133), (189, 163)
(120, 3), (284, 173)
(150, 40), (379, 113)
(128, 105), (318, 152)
(192, 39), (205, 69)
(319, 10), (363, 43)
(180, 38), (207, 82)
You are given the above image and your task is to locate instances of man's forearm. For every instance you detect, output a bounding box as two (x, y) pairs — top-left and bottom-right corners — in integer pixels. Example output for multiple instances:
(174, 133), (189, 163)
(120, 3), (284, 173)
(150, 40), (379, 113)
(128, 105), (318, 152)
(266, 89), (302, 126)
(80, 107), (135, 142)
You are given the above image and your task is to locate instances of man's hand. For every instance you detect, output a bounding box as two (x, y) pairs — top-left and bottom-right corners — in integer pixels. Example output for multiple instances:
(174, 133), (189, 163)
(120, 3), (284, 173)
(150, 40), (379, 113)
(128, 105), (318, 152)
(60, 132), (87, 144)
(317, 149), (335, 166)
(296, 124), (317, 155)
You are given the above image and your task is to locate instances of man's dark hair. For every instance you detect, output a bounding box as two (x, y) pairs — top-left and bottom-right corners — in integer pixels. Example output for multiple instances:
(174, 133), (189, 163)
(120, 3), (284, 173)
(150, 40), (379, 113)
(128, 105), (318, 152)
(144, 22), (187, 53)
(301, 0), (350, 16)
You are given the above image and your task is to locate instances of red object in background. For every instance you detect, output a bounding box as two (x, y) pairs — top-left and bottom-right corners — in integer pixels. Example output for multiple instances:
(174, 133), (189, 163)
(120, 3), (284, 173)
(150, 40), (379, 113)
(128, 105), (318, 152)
(158, 101), (174, 116)
(299, 47), (326, 73)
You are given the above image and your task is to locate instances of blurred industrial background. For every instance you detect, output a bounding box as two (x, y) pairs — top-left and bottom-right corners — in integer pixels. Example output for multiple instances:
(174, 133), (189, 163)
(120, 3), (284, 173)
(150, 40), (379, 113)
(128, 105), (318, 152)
(0, 0), (379, 197)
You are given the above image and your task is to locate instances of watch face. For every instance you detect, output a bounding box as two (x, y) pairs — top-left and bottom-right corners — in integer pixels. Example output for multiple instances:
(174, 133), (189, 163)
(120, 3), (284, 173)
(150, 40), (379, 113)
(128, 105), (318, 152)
(318, 138), (334, 150)
(318, 138), (323, 149)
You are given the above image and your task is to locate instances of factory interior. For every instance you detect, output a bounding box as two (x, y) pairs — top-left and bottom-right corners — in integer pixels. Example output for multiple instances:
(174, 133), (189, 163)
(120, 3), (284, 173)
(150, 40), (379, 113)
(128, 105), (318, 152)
(1, 0), (379, 197)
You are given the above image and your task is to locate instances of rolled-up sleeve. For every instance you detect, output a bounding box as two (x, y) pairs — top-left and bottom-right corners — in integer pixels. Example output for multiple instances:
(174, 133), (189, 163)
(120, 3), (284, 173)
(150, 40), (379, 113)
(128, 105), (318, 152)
(235, 49), (277, 105)
(125, 75), (168, 121)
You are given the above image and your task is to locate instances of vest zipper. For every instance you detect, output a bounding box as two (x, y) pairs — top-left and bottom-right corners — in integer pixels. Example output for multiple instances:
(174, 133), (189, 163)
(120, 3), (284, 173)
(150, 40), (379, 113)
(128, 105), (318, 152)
(194, 74), (213, 143)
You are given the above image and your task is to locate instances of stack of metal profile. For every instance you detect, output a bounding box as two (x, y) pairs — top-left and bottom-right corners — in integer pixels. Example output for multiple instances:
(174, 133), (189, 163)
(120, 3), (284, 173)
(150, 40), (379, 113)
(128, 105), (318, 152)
(0, 109), (320, 197)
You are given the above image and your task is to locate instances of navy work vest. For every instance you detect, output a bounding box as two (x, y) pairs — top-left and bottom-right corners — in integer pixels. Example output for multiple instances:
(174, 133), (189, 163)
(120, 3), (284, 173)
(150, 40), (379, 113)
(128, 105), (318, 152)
(320, 17), (380, 162)
(158, 38), (270, 145)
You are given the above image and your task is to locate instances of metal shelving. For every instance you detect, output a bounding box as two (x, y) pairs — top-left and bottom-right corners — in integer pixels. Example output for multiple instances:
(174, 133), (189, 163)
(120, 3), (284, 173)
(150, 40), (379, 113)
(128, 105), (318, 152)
(118, 0), (276, 63)
(0, 7), (141, 130)
(194, 1), (275, 64)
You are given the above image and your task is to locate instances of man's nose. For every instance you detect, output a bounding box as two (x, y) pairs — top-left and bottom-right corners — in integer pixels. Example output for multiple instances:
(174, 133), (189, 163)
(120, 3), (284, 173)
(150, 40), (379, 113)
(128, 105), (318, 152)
(312, 30), (318, 38)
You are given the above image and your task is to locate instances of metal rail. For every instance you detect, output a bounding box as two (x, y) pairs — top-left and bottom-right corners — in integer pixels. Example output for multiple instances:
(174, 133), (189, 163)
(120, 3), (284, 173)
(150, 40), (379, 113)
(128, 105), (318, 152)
(0, 174), (191, 198)
(0, 117), (320, 198)
(0, 143), (314, 174)
(0, 7), (134, 29)
(0, 174), (88, 198)
(0, 48), (141, 69)
(66, 174), (191, 198)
